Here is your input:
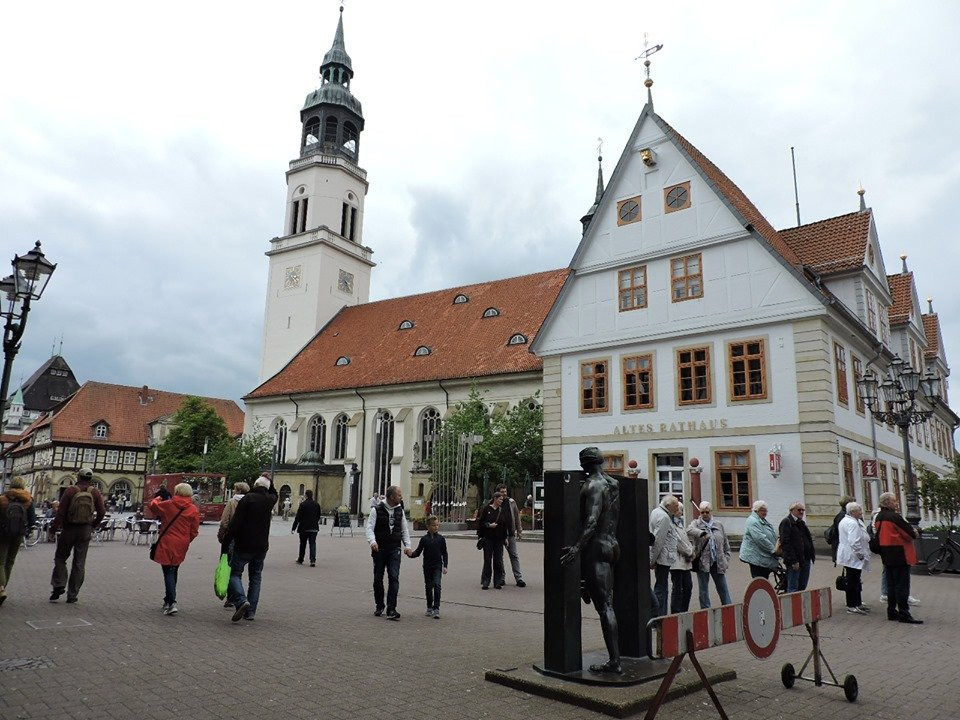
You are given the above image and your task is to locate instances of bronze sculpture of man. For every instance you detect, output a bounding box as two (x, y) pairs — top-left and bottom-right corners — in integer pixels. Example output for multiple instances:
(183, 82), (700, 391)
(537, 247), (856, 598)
(560, 446), (622, 674)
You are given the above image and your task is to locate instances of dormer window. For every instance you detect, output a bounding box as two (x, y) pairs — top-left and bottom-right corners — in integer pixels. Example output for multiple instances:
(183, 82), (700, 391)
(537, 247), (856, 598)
(482, 307), (501, 318)
(335, 356), (351, 366)
(398, 320), (415, 330)
(414, 346), (432, 356)
(453, 294), (469, 304)
(508, 334), (528, 346)
(94, 423), (108, 438)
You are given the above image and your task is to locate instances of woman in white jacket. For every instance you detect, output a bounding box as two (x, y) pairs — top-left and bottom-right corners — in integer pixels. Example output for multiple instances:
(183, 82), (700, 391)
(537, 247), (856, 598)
(837, 501), (871, 615)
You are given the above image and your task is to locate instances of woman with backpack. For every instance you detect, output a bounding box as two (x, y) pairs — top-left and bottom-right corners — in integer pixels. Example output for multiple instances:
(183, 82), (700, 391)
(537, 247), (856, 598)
(147, 483), (201, 616)
(0, 477), (36, 607)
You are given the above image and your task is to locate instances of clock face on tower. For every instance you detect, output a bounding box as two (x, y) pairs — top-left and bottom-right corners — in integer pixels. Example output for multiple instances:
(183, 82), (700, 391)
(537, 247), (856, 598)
(338, 269), (354, 294)
(283, 265), (302, 290)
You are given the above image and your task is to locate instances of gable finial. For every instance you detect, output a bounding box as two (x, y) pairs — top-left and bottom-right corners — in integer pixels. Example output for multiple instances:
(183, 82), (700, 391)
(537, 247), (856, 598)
(900, 253), (908, 273)
(927, 297), (934, 314)
(635, 34), (663, 109)
(594, 138), (605, 204)
(857, 184), (866, 211)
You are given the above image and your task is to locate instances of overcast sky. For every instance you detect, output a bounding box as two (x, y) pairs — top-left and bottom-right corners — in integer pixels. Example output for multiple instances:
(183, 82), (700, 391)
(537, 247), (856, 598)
(2, 1), (958, 410)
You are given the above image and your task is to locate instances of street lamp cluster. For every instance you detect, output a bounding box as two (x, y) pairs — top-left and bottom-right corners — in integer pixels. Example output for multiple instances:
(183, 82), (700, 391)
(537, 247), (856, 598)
(855, 357), (942, 527)
(0, 242), (57, 418)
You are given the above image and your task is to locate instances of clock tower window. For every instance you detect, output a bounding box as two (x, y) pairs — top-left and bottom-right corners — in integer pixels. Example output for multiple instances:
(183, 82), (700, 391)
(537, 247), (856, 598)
(323, 116), (339, 147)
(290, 198), (309, 234)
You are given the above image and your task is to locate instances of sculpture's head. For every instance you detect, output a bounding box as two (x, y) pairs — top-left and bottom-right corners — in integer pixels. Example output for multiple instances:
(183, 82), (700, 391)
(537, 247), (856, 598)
(579, 446), (604, 470)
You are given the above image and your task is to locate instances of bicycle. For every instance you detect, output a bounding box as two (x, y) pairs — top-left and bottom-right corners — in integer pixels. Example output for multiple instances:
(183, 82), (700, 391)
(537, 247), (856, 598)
(925, 529), (960, 575)
(23, 518), (50, 547)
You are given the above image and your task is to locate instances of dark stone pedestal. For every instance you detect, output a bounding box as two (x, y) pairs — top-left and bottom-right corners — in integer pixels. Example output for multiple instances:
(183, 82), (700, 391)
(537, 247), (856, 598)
(534, 652), (669, 687)
(487, 657), (736, 718)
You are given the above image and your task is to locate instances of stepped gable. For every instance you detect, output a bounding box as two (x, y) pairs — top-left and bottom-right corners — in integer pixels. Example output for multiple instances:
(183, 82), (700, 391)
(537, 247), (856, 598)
(247, 268), (570, 398)
(45, 382), (244, 446)
(887, 272), (914, 325)
(779, 210), (873, 274)
(655, 115), (803, 269)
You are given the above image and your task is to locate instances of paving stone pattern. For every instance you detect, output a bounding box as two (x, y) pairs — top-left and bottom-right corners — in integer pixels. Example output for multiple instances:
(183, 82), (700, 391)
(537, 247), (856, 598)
(1, 522), (957, 720)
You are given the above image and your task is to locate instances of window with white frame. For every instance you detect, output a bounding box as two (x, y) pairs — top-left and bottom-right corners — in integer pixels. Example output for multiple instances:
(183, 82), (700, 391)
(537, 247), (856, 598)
(82, 448), (96, 465)
(94, 423), (108, 438)
(62, 447), (78, 465)
(419, 407), (441, 465)
(106, 450), (119, 465)
(333, 414), (348, 460)
(309, 415), (326, 461)
(123, 451), (137, 466)
(273, 418), (288, 464)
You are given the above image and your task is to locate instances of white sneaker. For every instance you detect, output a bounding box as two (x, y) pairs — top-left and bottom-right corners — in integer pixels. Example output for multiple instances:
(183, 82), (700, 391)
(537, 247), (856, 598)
(908, 596), (920, 606)
(846, 607), (867, 615)
(425, 609), (434, 617)
(163, 603), (178, 615)
(857, 605), (871, 612)
(879, 594), (887, 603)
(161, 603), (170, 613)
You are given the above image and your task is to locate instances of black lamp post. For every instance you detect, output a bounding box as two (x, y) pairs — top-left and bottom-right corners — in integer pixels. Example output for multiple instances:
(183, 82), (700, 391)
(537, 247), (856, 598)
(1, 242), (57, 419)
(856, 357), (942, 527)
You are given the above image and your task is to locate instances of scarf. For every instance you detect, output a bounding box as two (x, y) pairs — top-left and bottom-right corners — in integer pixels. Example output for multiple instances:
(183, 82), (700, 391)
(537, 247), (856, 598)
(702, 518), (718, 562)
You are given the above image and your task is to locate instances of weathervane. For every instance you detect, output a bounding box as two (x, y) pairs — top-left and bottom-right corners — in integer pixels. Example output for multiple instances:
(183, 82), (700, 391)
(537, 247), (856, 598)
(596, 137), (603, 159)
(635, 33), (664, 107)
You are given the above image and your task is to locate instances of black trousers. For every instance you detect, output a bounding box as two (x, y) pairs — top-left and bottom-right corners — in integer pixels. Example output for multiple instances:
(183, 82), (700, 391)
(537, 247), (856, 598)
(481, 537), (505, 588)
(843, 566), (862, 608)
(886, 564), (911, 618)
(423, 565), (442, 609)
(749, 564), (772, 579)
(297, 532), (317, 563)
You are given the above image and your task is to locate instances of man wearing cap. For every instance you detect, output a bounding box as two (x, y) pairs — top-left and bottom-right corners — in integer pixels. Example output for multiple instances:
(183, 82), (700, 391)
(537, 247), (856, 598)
(50, 468), (106, 603)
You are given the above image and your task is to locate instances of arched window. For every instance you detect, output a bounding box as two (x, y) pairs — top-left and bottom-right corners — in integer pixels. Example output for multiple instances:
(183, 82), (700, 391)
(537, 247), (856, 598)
(342, 122), (358, 154)
(333, 413), (348, 460)
(335, 356), (351, 366)
(398, 320), (414, 330)
(109, 479), (132, 499)
(304, 116), (320, 146)
(482, 307), (501, 318)
(508, 333), (528, 345)
(419, 407), (441, 466)
(373, 410), (394, 495)
(414, 346), (432, 356)
(273, 418), (288, 464)
(323, 116), (339, 145)
(308, 415), (327, 461)
(453, 294), (469, 304)
(94, 423), (108, 438)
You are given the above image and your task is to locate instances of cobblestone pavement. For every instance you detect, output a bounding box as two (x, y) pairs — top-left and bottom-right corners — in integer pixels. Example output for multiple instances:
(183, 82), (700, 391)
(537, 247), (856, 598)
(1, 521), (958, 720)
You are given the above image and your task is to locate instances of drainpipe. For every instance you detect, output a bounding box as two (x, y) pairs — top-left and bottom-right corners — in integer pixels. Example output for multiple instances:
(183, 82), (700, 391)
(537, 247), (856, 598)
(287, 394), (300, 420)
(437, 379), (450, 409)
(865, 344), (884, 505)
(354, 388), (367, 518)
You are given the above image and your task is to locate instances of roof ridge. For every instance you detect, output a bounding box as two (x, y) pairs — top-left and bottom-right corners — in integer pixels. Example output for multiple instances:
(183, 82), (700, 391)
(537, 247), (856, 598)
(779, 208), (870, 233)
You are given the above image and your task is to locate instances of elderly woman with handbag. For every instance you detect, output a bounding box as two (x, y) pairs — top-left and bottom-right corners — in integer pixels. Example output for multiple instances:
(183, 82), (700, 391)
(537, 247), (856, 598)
(689, 502), (733, 608)
(738, 500), (779, 579)
(147, 483), (201, 616)
(837, 501), (871, 615)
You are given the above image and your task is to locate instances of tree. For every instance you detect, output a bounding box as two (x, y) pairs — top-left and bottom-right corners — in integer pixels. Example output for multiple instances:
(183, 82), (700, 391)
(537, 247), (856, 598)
(429, 387), (543, 499)
(919, 457), (960, 530)
(155, 396), (231, 473)
(206, 423), (275, 487)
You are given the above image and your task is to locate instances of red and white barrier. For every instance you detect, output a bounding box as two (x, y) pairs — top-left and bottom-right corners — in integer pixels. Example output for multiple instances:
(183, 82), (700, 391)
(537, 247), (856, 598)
(779, 587), (832, 629)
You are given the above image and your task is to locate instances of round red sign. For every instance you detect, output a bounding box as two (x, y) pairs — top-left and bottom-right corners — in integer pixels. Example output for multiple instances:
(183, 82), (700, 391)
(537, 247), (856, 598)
(742, 578), (781, 659)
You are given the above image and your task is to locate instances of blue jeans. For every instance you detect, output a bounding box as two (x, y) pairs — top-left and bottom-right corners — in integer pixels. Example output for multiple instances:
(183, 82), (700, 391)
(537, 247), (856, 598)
(162, 564), (179, 604)
(653, 564), (670, 616)
(229, 551), (266, 615)
(697, 563), (733, 608)
(424, 565), (443, 610)
(372, 546), (402, 611)
(880, 565), (888, 595)
(786, 560), (811, 593)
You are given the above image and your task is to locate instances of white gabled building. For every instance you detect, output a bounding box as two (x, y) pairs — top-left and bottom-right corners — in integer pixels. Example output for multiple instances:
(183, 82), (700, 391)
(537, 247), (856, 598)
(532, 97), (958, 534)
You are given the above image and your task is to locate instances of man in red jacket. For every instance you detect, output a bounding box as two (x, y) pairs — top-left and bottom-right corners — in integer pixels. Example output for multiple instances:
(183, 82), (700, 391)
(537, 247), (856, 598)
(875, 492), (922, 624)
(50, 468), (106, 603)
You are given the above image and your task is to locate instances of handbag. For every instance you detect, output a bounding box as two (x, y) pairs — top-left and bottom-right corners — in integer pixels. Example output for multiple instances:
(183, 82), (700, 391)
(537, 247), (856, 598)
(214, 553), (230, 599)
(149, 506), (186, 561)
(476, 538), (485, 550)
(835, 568), (848, 592)
(869, 520), (882, 554)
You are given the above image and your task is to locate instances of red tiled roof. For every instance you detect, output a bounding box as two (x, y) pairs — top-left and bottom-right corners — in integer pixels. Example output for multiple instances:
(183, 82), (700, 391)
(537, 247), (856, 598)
(922, 313), (942, 360)
(887, 272), (914, 325)
(657, 116), (803, 269)
(779, 211), (872, 274)
(247, 268), (570, 399)
(44, 382), (244, 446)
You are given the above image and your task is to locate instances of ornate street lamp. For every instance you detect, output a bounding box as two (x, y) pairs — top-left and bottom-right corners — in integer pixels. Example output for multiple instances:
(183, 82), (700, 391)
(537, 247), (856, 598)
(856, 357), (942, 527)
(1, 242), (57, 419)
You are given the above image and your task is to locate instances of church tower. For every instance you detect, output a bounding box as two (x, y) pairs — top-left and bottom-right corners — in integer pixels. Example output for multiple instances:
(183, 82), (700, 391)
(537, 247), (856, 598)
(259, 8), (375, 382)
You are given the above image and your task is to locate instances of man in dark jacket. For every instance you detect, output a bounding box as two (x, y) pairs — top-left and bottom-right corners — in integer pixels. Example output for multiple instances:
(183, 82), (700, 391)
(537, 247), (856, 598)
(875, 491), (922, 624)
(365, 485), (412, 620)
(291, 490), (322, 566)
(828, 496), (853, 565)
(778, 501), (815, 592)
(477, 493), (513, 590)
(224, 475), (278, 621)
(49, 468), (106, 603)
